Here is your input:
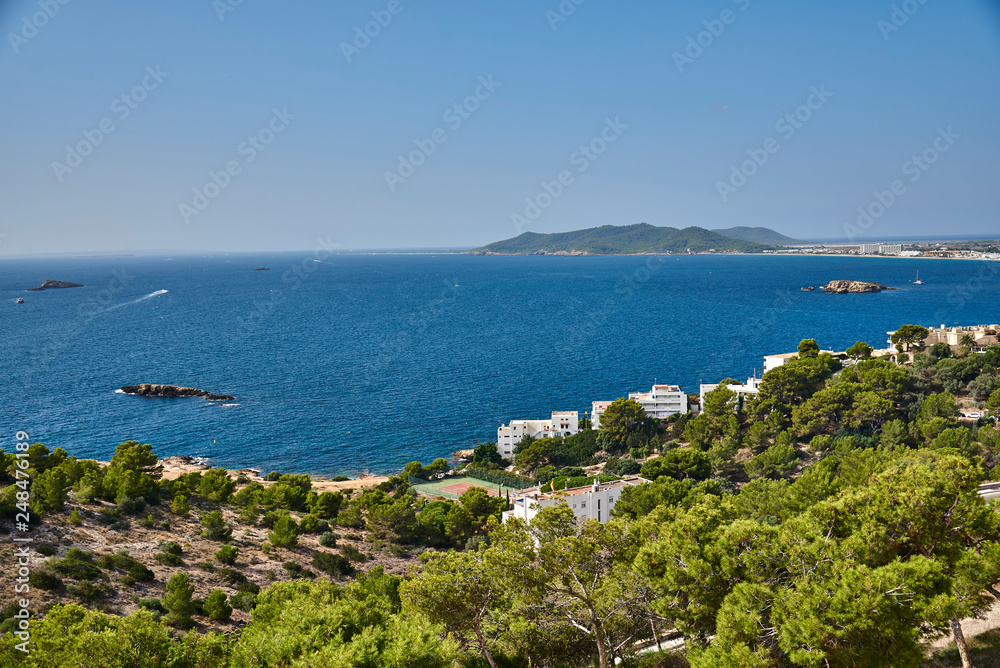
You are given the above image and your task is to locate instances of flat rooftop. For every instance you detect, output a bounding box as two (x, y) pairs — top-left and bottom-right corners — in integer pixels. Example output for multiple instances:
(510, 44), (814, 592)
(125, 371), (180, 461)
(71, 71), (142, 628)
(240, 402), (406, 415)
(512, 476), (649, 503)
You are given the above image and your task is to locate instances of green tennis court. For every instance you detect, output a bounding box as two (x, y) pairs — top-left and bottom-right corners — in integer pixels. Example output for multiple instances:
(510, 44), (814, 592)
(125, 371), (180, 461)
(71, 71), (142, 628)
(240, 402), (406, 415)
(409, 475), (523, 500)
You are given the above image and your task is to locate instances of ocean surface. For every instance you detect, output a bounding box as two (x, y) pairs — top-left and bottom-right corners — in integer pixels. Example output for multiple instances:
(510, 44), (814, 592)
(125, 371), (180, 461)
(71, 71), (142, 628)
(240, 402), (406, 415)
(2, 253), (997, 476)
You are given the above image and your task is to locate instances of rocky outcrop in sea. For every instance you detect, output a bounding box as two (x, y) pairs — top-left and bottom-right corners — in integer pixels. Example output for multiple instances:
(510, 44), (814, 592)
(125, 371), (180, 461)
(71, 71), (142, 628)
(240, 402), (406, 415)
(119, 384), (235, 401)
(821, 280), (896, 294)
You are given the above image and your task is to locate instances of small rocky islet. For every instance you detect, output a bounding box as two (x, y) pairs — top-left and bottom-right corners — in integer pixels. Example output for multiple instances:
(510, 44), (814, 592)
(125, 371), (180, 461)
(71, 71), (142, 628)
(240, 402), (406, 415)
(26, 279), (84, 291)
(819, 280), (896, 294)
(119, 384), (235, 402)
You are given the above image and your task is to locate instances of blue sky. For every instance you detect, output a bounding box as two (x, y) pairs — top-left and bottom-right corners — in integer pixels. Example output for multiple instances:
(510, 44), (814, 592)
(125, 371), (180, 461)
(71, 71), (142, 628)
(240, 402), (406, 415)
(1, 0), (998, 253)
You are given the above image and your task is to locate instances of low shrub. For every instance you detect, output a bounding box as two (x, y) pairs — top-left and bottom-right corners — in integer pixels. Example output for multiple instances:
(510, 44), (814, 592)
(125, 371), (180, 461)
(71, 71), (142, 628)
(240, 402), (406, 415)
(318, 531), (338, 548)
(231, 591), (256, 612)
(53, 558), (102, 581)
(216, 567), (247, 585)
(138, 598), (166, 615)
(311, 552), (353, 577)
(69, 580), (112, 601)
(215, 545), (238, 565)
(340, 544), (368, 563)
(35, 544), (57, 557)
(282, 562), (314, 579)
(155, 551), (183, 567)
(124, 562), (155, 585)
(160, 541), (183, 555)
(28, 570), (62, 591)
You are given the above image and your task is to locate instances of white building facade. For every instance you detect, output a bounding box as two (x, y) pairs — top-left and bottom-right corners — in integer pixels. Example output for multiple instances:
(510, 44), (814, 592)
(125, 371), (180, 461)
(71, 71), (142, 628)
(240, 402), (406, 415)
(591, 385), (688, 429)
(503, 477), (650, 525)
(629, 384), (688, 419)
(497, 411), (579, 459)
(699, 376), (763, 409)
(859, 243), (903, 255)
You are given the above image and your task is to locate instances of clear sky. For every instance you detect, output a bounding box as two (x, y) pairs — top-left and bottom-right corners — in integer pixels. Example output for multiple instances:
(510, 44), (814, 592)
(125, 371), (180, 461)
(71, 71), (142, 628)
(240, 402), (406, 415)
(1, 0), (998, 253)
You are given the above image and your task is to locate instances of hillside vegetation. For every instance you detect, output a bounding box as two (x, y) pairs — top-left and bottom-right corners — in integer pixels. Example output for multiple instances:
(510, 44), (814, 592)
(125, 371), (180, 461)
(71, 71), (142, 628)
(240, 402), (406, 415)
(473, 223), (776, 255)
(2, 338), (1000, 667)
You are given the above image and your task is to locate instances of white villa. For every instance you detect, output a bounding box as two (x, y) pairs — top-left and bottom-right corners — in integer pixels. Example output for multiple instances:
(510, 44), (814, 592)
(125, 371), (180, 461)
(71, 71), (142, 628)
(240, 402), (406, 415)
(763, 349), (839, 373)
(699, 376), (763, 409)
(590, 401), (614, 429)
(886, 324), (1000, 356)
(496, 411), (579, 459)
(592, 384), (687, 429)
(502, 476), (650, 525)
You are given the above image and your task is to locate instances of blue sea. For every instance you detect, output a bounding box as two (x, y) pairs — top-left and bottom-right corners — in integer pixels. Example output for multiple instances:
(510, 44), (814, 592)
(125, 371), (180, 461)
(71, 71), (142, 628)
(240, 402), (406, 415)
(2, 253), (997, 476)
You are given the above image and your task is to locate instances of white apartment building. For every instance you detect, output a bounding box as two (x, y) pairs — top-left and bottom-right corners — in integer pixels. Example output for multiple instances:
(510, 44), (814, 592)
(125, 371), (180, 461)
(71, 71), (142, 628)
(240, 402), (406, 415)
(496, 411), (579, 459)
(630, 384), (688, 419)
(859, 243), (903, 255)
(699, 376), (763, 408)
(591, 384), (688, 429)
(502, 476), (650, 525)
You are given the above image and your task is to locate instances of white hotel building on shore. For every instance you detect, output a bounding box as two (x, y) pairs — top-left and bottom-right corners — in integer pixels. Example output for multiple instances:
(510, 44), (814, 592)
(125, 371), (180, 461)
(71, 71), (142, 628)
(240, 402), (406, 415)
(591, 384), (687, 429)
(496, 411), (580, 459)
(503, 476), (650, 525)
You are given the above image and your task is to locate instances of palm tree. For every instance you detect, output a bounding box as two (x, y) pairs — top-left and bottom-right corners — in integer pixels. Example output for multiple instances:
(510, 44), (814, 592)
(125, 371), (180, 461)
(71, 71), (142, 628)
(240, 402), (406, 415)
(960, 334), (976, 349)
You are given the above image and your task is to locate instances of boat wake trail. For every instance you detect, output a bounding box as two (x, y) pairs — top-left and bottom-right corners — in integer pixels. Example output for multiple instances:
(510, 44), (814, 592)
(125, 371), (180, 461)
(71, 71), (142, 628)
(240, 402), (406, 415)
(105, 289), (169, 312)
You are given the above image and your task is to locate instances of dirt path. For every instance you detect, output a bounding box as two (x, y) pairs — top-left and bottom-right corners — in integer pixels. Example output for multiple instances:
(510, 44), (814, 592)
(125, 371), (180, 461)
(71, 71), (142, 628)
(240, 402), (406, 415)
(930, 596), (1000, 650)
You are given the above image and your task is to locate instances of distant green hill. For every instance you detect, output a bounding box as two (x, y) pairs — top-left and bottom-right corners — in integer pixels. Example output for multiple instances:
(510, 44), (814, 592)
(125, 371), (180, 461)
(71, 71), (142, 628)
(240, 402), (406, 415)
(712, 226), (804, 245)
(472, 224), (776, 255)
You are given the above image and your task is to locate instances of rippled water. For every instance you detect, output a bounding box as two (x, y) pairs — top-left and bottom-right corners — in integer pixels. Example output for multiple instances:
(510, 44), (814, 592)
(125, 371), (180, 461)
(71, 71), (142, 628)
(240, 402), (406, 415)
(2, 252), (996, 475)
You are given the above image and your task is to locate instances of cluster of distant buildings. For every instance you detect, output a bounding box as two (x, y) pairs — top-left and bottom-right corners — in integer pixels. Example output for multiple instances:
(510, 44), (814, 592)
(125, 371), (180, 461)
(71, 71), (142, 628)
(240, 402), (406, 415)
(858, 243), (904, 255)
(495, 323), (1000, 525)
(886, 323), (1000, 356)
(496, 384), (688, 459)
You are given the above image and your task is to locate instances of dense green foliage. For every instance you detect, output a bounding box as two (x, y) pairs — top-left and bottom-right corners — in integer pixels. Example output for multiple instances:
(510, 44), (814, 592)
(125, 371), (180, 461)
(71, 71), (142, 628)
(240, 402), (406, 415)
(2, 340), (999, 667)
